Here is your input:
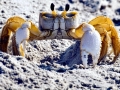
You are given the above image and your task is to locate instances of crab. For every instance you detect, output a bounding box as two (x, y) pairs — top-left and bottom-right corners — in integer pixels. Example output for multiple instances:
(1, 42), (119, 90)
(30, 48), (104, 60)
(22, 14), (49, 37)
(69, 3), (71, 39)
(0, 3), (119, 67)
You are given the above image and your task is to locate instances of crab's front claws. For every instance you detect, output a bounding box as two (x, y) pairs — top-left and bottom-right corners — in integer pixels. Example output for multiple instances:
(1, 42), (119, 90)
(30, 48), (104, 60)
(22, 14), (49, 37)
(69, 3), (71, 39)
(13, 22), (30, 57)
(80, 23), (101, 67)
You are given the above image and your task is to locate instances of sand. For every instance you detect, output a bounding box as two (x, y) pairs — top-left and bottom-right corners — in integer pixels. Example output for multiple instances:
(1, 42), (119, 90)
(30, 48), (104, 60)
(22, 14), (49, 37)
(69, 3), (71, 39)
(0, 0), (120, 89)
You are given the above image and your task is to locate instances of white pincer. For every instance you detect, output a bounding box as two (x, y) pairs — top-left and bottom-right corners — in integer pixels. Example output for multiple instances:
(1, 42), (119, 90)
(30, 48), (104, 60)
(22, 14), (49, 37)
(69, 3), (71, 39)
(15, 22), (31, 56)
(80, 23), (101, 68)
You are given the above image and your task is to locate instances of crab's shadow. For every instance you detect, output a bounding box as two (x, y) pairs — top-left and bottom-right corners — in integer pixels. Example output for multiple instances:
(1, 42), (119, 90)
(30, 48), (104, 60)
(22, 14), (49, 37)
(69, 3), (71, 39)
(38, 41), (94, 72)
(58, 41), (93, 66)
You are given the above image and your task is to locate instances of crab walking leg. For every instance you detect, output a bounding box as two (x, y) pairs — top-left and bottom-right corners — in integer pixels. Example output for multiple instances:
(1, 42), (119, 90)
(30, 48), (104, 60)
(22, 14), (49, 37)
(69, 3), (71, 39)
(12, 34), (19, 55)
(28, 21), (41, 41)
(93, 24), (111, 63)
(69, 23), (84, 39)
(89, 16), (114, 26)
(94, 23), (120, 63)
(110, 25), (120, 63)
(0, 24), (12, 52)
(98, 32), (110, 63)
(74, 16), (113, 39)
(15, 22), (30, 56)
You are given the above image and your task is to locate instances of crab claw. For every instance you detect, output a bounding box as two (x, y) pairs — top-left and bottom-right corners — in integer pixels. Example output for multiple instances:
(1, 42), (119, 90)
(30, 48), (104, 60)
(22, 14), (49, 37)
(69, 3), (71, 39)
(13, 22), (31, 56)
(80, 23), (101, 68)
(16, 22), (31, 44)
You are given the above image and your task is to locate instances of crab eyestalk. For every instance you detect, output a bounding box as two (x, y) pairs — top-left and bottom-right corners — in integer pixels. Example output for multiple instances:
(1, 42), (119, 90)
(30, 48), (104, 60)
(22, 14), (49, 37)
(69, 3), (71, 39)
(62, 4), (70, 18)
(65, 4), (70, 11)
(50, 3), (56, 17)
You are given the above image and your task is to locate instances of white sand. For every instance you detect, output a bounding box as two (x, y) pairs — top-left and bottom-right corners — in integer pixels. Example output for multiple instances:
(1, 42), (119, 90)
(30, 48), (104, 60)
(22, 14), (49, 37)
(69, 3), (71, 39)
(0, 0), (120, 89)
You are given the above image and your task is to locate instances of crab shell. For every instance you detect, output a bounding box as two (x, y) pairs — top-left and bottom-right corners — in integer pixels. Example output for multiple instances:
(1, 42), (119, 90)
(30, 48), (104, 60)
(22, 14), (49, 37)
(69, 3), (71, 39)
(80, 23), (101, 68)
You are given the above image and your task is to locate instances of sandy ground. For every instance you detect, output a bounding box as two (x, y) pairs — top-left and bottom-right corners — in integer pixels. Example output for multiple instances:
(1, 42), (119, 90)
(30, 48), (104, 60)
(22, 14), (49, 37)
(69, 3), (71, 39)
(0, 0), (120, 90)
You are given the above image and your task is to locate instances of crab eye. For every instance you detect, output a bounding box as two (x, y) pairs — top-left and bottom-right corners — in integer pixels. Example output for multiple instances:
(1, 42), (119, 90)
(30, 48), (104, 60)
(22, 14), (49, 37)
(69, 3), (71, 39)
(65, 4), (70, 11)
(50, 3), (55, 11)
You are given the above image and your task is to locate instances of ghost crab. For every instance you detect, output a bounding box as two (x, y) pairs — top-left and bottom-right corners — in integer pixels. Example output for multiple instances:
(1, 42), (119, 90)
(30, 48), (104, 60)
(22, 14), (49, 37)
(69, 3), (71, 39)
(0, 3), (119, 68)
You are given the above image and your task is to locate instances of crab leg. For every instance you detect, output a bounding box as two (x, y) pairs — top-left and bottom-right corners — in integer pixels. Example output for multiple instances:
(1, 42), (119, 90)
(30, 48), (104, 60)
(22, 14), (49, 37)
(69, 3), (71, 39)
(28, 21), (41, 41)
(92, 24), (111, 63)
(0, 24), (12, 52)
(89, 16), (114, 26)
(69, 23), (84, 39)
(12, 34), (19, 55)
(110, 25), (120, 63)
(98, 31), (110, 63)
